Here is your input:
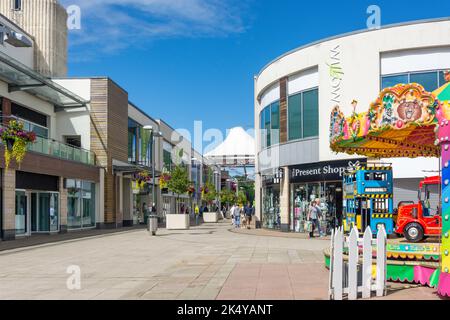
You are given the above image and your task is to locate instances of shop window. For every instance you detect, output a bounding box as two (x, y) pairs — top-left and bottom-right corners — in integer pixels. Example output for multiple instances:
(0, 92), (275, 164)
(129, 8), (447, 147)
(410, 72), (438, 92)
(259, 101), (281, 149)
(381, 74), (409, 89)
(264, 106), (271, 147)
(381, 70), (445, 92)
(439, 71), (446, 88)
(271, 102), (280, 145)
(288, 93), (302, 140)
(66, 179), (96, 229)
(259, 111), (265, 149)
(303, 89), (319, 138)
(288, 88), (319, 141)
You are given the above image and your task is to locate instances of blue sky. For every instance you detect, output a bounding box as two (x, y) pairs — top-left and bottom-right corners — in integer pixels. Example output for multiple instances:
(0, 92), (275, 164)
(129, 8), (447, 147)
(61, 0), (450, 140)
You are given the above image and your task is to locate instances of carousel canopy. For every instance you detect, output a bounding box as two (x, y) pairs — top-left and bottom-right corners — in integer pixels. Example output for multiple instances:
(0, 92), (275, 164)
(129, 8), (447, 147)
(204, 127), (255, 166)
(329, 83), (447, 159)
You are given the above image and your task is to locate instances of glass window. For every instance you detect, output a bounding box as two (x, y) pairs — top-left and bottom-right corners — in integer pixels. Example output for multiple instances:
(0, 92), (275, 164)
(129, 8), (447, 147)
(82, 181), (96, 228)
(439, 71), (446, 88)
(271, 102), (280, 145)
(381, 74), (409, 89)
(303, 89), (319, 138)
(13, 0), (22, 11)
(67, 179), (96, 229)
(128, 126), (137, 163)
(264, 106), (271, 147)
(410, 72), (438, 92)
(260, 111), (265, 149)
(288, 93), (302, 140)
(15, 191), (27, 235)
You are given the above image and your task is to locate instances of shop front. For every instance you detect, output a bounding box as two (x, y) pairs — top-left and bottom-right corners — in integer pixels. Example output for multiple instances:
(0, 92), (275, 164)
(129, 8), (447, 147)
(289, 158), (366, 234)
(261, 174), (281, 230)
(66, 179), (96, 230)
(15, 171), (60, 236)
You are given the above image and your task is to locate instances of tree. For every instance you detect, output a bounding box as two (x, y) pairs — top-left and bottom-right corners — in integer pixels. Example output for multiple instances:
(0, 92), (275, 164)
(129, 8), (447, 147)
(220, 189), (236, 207)
(166, 164), (191, 214)
(237, 191), (248, 206)
(201, 182), (217, 208)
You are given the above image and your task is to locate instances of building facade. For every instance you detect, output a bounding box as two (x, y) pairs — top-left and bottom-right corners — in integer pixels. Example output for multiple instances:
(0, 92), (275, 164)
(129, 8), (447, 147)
(0, 0), (68, 77)
(0, 5), (208, 241)
(0, 14), (100, 240)
(254, 18), (450, 232)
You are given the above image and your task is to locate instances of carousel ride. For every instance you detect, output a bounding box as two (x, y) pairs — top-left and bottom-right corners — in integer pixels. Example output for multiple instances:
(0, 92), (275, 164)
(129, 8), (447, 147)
(324, 73), (450, 297)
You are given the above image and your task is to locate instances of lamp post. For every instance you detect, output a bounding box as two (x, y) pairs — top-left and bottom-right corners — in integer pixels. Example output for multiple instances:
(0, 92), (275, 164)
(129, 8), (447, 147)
(143, 125), (163, 207)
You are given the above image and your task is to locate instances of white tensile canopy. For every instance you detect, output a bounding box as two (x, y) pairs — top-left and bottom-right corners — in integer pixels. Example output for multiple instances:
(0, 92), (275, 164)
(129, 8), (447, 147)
(204, 127), (255, 166)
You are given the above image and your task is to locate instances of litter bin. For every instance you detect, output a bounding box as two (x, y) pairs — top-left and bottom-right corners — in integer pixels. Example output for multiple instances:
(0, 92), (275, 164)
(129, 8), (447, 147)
(148, 215), (158, 236)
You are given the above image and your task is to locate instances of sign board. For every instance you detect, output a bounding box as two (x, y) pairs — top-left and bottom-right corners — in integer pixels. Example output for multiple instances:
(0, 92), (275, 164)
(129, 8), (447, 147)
(290, 158), (366, 183)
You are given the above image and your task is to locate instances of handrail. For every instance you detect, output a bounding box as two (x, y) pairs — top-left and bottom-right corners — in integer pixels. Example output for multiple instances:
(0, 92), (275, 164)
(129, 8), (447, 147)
(0, 122), (96, 166)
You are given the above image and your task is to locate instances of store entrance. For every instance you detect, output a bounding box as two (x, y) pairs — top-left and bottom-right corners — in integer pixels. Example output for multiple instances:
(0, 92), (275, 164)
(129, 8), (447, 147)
(291, 181), (343, 234)
(15, 191), (59, 235)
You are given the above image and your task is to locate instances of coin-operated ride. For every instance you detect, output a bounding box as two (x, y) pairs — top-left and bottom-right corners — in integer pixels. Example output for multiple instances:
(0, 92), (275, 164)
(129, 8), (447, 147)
(329, 78), (450, 297)
(343, 163), (394, 235)
(395, 176), (441, 242)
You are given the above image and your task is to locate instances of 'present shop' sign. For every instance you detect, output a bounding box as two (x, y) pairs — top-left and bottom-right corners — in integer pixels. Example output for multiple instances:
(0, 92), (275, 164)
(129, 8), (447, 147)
(290, 158), (366, 183)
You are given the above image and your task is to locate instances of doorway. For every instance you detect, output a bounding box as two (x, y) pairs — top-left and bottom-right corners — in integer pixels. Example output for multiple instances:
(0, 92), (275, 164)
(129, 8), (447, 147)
(15, 190), (59, 235)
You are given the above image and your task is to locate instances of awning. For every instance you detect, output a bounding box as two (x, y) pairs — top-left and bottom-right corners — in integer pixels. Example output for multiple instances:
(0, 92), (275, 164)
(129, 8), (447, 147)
(329, 83), (440, 158)
(112, 159), (160, 177)
(0, 51), (88, 110)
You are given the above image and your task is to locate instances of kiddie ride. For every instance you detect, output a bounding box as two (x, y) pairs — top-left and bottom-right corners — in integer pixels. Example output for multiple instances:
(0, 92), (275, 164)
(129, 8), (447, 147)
(343, 163), (395, 236)
(324, 77), (450, 297)
(395, 176), (441, 242)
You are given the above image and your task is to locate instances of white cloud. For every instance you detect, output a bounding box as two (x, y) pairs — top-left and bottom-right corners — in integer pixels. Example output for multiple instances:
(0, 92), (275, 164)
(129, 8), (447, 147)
(61, 0), (248, 57)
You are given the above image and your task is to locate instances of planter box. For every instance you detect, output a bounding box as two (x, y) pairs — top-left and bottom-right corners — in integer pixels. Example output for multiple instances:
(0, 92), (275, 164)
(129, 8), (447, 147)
(166, 214), (190, 230)
(203, 212), (219, 223)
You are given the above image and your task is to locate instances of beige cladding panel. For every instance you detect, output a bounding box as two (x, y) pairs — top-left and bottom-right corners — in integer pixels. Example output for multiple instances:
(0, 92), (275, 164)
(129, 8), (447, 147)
(0, 0), (68, 77)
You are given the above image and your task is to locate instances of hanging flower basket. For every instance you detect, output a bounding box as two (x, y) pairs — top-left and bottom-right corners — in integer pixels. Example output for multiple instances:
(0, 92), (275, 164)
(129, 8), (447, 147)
(134, 170), (151, 190)
(159, 172), (172, 189)
(187, 185), (195, 196)
(0, 120), (36, 169)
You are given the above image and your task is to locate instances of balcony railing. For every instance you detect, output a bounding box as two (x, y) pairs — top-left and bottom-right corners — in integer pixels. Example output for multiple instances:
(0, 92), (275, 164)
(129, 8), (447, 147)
(27, 135), (96, 166)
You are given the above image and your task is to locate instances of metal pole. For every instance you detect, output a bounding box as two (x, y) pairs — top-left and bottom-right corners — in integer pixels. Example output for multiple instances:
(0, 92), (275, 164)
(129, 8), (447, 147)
(152, 133), (156, 206)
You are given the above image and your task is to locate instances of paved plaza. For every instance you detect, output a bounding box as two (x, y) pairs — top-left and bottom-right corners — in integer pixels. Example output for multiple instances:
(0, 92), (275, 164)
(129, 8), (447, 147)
(0, 221), (440, 300)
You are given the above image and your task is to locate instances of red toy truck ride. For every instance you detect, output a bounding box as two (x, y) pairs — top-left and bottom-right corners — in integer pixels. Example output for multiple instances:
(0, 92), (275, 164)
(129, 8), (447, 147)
(395, 176), (441, 242)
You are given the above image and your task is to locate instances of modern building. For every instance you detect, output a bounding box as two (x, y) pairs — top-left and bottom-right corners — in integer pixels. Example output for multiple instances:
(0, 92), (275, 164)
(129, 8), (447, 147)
(0, 2), (209, 242)
(0, 14), (100, 240)
(0, 0), (68, 77)
(254, 18), (450, 232)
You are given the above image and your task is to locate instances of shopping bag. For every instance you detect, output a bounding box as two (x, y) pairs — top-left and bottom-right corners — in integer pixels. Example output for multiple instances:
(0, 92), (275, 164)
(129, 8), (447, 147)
(305, 221), (313, 232)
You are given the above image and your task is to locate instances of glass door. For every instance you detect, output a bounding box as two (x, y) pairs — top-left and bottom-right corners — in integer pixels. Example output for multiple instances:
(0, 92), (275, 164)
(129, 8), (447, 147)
(30, 192), (59, 233)
(15, 191), (28, 235)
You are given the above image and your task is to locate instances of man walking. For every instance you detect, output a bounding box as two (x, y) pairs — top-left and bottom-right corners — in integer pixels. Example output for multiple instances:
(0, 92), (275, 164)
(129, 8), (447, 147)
(233, 204), (240, 228)
(244, 202), (253, 229)
(194, 204), (200, 225)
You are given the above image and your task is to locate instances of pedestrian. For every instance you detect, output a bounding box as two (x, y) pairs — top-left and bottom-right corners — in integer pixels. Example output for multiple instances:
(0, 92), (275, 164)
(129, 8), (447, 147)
(314, 198), (323, 237)
(194, 204), (200, 225)
(230, 204), (236, 226)
(244, 202), (253, 229)
(308, 199), (323, 238)
(143, 202), (149, 224)
(307, 200), (317, 238)
(233, 204), (240, 228)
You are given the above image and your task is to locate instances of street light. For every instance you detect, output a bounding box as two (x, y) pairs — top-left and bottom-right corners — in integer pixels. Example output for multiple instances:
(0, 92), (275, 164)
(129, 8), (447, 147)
(143, 125), (163, 206)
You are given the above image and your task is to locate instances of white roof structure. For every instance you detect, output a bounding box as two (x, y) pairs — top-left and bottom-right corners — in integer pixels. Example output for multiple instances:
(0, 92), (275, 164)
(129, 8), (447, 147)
(204, 127), (255, 166)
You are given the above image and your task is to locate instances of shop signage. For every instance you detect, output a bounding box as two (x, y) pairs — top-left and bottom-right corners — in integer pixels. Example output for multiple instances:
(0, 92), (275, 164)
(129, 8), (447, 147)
(290, 158), (366, 183)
